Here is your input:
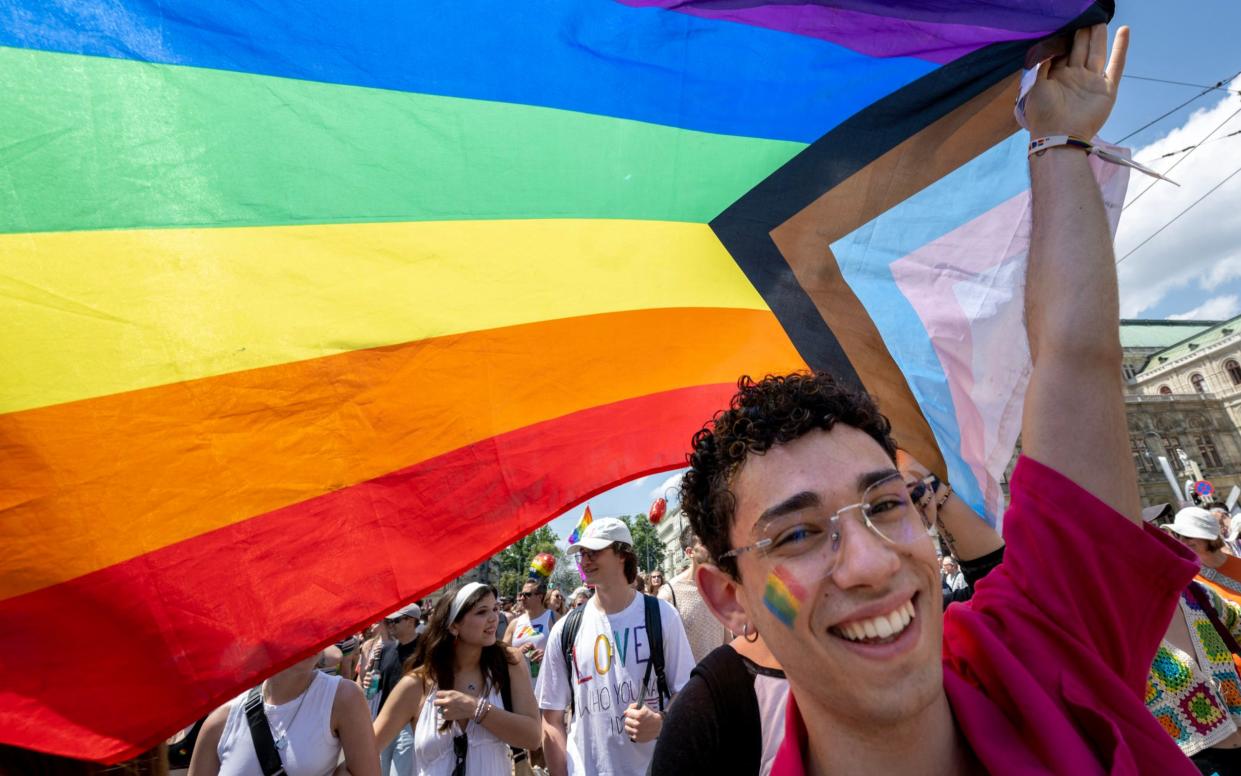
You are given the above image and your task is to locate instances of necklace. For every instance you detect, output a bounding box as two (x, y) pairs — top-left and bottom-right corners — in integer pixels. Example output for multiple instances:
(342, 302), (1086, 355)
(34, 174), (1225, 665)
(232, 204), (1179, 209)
(263, 678), (311, 751)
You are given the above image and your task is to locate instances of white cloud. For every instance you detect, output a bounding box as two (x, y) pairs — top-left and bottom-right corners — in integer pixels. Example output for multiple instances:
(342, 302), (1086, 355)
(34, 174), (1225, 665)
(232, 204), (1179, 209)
(1116, 76), (1241, 317)
(1168, 293), (1241, 320)
(649, 471), (684, 502)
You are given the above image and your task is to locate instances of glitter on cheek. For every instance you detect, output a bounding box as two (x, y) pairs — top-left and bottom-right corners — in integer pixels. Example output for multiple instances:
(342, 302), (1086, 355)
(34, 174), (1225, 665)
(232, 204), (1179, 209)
(763, 565), (809, 628)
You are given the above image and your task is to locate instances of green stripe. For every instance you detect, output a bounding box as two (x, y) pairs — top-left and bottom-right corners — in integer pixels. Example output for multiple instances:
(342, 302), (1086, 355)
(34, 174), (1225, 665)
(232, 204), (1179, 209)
(0, 47), (804, 234)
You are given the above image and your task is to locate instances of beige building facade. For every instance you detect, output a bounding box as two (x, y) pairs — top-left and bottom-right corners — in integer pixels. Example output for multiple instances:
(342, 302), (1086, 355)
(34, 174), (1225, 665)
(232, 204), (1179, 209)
(1122, 318), (1241, 507)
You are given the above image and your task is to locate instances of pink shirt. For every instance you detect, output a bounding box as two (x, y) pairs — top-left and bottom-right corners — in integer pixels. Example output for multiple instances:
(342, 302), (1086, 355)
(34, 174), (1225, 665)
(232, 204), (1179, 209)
(772, 456), (1200, 775)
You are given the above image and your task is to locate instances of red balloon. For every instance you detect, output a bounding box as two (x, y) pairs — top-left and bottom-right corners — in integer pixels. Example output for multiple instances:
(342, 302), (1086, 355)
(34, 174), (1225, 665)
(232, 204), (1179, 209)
(649, 497), (667, 525)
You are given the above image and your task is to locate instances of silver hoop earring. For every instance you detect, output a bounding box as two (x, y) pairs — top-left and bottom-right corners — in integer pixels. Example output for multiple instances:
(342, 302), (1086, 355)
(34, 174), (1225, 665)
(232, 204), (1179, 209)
(742, 622), (759, 643)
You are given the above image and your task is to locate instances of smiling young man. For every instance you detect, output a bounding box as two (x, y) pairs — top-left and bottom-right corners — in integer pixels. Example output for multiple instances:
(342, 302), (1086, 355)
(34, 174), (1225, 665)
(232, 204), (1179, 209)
(538, 517), (694, 776)
(679, 25), (1203, 776)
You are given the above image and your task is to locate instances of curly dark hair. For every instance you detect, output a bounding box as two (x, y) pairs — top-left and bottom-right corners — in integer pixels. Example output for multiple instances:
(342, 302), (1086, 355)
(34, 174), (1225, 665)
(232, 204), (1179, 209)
(679, 372), (897, 579)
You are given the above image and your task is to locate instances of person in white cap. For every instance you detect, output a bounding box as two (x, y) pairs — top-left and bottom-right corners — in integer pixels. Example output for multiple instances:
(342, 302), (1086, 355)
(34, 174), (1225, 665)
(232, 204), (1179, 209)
(1166, 507), (1241, 605)
(538, 517), (694, 776)
(1149, 508), (1241, 771)
(375, 602), (423, 775)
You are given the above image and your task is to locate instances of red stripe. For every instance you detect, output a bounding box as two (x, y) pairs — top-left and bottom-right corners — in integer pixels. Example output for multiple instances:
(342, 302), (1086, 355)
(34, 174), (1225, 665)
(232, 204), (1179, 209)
(0, 383), (734, 762)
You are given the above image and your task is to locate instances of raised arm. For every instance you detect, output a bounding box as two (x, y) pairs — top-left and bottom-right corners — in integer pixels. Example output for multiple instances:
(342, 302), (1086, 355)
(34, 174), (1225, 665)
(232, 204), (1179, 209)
(897, 449), (1003, 560)
(1021, 24), (1139, 522)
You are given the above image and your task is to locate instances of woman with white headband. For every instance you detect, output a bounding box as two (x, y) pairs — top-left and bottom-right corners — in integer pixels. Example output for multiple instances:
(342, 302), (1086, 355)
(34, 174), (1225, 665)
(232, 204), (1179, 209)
(373, 583), (541, 775)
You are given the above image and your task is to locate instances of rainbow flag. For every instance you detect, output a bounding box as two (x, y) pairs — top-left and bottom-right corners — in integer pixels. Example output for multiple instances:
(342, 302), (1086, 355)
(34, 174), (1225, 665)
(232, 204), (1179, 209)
(567, 506), (596, 547)
(0, 0), (1114, 761)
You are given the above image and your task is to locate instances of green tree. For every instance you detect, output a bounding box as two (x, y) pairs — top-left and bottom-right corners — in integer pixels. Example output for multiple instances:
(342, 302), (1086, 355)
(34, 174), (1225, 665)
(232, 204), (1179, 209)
(617, 514), (666, 574)
(494, 525), (563, 598)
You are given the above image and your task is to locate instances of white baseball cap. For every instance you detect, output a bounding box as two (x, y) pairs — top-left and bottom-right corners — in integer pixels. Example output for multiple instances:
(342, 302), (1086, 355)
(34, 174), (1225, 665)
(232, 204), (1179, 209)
(567, 517), (633, 553)
(385, 602), (422, 621)
(1166, 507), (1220, 542)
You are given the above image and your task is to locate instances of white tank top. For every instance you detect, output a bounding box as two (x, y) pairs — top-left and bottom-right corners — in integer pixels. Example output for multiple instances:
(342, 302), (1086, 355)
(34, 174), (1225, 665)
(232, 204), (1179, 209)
(217, 671), (342, 776)
(412, 683), (511, 776)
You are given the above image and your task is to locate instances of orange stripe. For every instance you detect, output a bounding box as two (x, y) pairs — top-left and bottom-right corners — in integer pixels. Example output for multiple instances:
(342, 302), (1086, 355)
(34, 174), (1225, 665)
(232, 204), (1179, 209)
(0, 384), (734, 761)
(0, 307), (805, 600)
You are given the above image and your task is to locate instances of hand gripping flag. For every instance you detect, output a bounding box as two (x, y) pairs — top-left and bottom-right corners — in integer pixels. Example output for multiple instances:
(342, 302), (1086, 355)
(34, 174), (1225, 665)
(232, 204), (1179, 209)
(0, 0), (1119, 761)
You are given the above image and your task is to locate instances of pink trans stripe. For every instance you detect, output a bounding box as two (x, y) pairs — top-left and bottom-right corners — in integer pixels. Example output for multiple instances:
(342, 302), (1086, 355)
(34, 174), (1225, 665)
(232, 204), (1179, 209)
(616, 1), (1094, 64)
(891, 193), (1031, 518)
(891, 152), (1128, 519)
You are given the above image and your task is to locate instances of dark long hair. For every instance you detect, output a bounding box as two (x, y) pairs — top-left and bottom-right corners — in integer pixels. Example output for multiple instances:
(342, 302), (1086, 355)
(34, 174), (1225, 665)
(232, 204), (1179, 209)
(407, 584), (516, 732)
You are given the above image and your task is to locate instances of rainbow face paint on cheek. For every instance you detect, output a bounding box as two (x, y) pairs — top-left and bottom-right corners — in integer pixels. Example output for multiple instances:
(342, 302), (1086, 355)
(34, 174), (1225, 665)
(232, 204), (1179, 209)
(763, 565), (809, 628)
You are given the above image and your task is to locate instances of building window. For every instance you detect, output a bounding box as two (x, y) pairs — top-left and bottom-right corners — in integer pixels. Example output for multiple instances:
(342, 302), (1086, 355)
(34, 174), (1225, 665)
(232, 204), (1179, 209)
(1131, 440), (1154, 474)
(1163, 436), (1185, 471)
(1159, 385), (1173, 395)
(1227, 360), (1241, 385)
(1197, 435), (1223, 469)
(1191, 373), (1206, 394)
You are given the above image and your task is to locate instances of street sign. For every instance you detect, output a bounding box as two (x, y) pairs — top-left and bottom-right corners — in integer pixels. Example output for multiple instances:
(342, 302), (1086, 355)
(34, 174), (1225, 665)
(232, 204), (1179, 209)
(1195, 480), (1215, 498)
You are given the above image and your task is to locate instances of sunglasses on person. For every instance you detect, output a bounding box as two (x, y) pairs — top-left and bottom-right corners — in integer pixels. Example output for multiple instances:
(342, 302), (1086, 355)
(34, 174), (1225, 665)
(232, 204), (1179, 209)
(518, 591), (537, 598)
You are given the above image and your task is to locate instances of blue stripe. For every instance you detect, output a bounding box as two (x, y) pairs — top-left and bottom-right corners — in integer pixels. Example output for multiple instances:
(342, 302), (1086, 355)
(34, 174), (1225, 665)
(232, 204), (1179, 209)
(0, 0), (935, 143)
(829, 135), (1029, 521)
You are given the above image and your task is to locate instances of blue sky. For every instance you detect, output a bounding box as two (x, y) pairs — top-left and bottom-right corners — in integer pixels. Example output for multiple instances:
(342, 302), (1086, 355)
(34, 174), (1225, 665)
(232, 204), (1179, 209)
(546, 3), (1241, 544)
(1106, 3), (1241, 320)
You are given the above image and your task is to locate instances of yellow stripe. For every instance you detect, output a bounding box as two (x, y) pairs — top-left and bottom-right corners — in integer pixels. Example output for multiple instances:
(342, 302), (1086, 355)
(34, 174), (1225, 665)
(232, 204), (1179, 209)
(0, 219), (765, 413)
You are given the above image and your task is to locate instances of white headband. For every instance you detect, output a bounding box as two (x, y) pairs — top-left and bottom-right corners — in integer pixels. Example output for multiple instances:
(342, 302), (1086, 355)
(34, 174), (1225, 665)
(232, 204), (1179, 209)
(448, 582), (489, 624)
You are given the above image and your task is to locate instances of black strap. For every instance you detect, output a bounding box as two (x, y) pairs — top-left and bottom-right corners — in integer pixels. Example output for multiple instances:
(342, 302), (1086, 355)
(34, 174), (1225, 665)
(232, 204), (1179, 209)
(243, 688), (286, 776)
(641, 594), (671, 712)
(496, 665), (527, 762)
(559, 605), (586, 715)
(1188, 581), (1241, 656)
(690, 646), (763, 774)
(451, 732), (468, 776)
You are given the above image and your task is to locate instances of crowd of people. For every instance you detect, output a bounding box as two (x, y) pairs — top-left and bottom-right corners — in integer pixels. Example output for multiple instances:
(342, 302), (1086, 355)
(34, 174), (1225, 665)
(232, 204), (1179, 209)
(15, 20), (1241, 776)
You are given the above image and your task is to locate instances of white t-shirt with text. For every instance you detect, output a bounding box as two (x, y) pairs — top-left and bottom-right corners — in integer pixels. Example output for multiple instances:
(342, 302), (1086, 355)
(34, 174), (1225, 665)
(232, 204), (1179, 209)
(538, 592), (694, 776)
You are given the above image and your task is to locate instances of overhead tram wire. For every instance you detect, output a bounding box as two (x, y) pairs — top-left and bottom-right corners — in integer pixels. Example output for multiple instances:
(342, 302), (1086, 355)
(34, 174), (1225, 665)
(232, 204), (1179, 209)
(1123, 74), (1241, 95)
(1115, 160), (1241, 267)
(1123, 102), (1241, 212)
(1143, 129), (1241, 163)
(1118, 69), (1241, 144)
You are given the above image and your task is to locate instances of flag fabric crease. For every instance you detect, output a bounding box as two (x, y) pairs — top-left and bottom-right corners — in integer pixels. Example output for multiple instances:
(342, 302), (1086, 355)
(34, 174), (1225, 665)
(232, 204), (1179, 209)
(0, 0), (1116, 761)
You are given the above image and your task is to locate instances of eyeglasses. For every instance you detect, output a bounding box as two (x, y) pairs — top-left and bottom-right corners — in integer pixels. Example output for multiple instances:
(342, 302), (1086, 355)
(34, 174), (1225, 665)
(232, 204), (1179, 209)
(518, 591), (536, 598)
(570, 547), (608, 563)
(720, 471), (932, 582)
(387, 615), (414, 624)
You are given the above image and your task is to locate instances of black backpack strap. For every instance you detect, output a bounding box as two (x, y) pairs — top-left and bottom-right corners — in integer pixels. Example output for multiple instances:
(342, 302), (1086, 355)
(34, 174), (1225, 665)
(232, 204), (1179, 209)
(690, 646), (763, 773)
(559, 606), (586, 716)
(243, 687), (286, 776)
(495, 664), (527, 762)
(640, 594), (671, 712)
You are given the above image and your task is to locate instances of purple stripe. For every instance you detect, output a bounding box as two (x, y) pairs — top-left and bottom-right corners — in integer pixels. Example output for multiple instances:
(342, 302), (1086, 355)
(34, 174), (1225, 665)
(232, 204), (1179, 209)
(616, 0), (1097, 63)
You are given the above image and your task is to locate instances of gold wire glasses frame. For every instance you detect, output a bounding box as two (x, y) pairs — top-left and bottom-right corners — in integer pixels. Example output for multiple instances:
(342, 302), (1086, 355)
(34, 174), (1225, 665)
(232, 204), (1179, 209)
(719, 471), (935, 567)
